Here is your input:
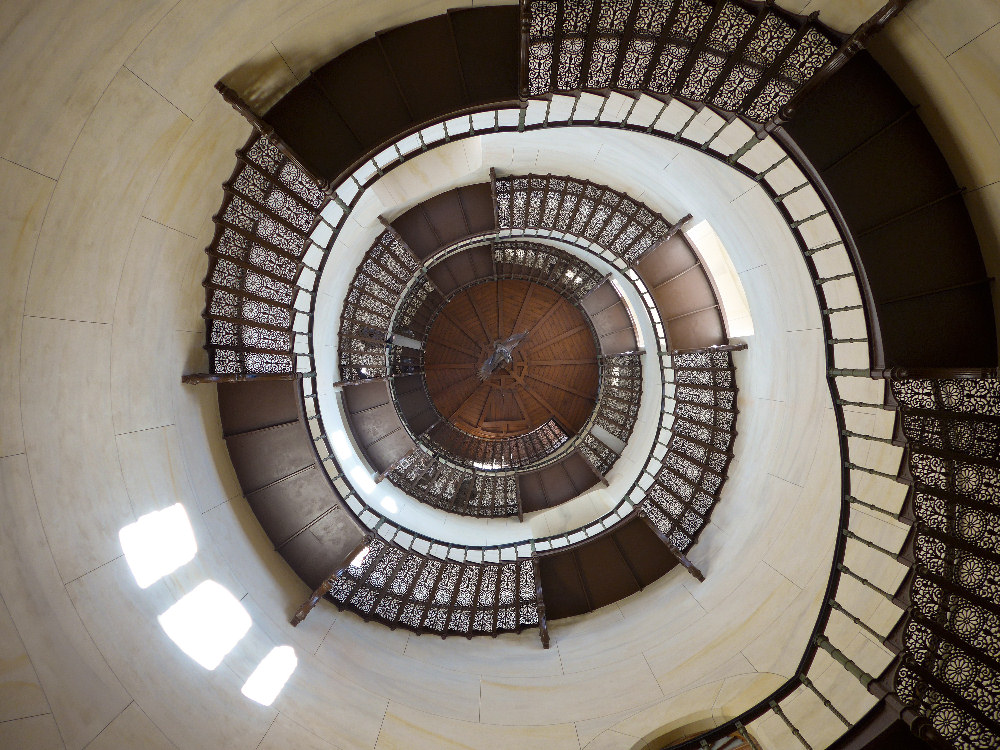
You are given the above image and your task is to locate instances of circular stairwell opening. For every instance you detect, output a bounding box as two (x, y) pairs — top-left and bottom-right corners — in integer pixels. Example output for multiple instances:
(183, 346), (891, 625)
(423, 277), (600, 459)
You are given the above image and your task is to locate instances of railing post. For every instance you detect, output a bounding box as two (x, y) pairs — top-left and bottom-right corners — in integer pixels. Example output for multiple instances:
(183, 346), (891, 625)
(799, 675), (851, 727)
(531, 554), (549, 648)
(290, 538), (371, 626)
(814, 635), (874, 687)
(769, 699), (812, 750)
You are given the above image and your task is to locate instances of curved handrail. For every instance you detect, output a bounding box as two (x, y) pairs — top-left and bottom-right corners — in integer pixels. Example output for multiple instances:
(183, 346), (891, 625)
(199, 94), (919, 741)
(194, 0), (994, 739)
(287, 99), (896, 744)
(383, 237), (618, 475)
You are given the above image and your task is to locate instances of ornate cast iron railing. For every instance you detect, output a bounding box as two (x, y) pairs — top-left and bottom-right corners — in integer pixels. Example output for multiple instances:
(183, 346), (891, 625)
(580, 430), (619, 475)
(643, 347), (738, 552)
(327, 535), (540, 639)
(387, 453), (521, 517)
(337, 228), (421, 382)
(524, 0), (843, 125)
(204, 133), (325, 376)
(878, 379), (1000, 750)
(494, 172), (679, 267)
(594, 352), (644, 444)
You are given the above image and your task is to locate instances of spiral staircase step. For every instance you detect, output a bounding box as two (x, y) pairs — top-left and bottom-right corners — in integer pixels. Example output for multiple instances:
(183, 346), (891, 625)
(783, 51), (994, 369)
(169, 2), (1000, 745)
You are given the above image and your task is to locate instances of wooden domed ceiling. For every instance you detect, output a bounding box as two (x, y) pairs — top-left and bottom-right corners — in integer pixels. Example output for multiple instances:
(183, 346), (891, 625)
(424, 279), (599, 438)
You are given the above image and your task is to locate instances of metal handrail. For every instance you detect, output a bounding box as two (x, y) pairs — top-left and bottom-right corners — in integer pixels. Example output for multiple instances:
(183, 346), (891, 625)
(213, 94), (914, 744)
(294, 104), (908, 747)
(383, 237), (622, 480)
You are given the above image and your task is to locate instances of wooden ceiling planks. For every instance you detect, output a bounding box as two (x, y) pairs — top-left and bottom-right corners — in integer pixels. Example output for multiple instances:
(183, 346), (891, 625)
(425, 279), (599, 438)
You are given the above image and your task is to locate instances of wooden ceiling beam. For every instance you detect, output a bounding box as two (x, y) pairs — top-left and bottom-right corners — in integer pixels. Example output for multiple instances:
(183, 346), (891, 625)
(525, 371), (596, 401)
(440, 308), (486, 350)
(509, 282), (536, 338)
(466, 290), (496, 343)
(520, 387), (576, 436)
(427, 338), (479, 359)
(529, 323), (587, 352)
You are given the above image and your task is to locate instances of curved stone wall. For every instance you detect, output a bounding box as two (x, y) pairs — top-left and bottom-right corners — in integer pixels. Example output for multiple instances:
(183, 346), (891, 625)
(0, 1), (992, 749)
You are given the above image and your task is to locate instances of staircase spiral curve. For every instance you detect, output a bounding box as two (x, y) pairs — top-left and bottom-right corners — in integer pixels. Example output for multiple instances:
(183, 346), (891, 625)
(185, 2), (1000, 748)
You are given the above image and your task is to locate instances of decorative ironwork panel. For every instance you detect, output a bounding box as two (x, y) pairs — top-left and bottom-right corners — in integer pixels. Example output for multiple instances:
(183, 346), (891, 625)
(580, 432), (618, 475)
(892, 377), (1000, 749)
(386, 451), (521, 517)
(707, 2), (753, 53)
(426, 419), (570, 472)
(642, 349), (737, 552)
(492, 240), (604, 302)
(328, 538), (540, 639)
(337, 229), (420, 382)
(595, 353), (643, 442)
(523, 0), (841, 124)
(203, 133), (324, 375)
(495, 173), (674, 265)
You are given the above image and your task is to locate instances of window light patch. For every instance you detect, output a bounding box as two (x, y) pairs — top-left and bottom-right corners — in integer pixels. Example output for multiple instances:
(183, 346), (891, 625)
(349, 465), (376, 493)
(119, 504), (197, 589)
(609, 277), (643, 350)
(330, 428), (352, 457)
(158, 581), (251, 670)
(241, 646), (298, 706)
(686, 220), (754, 337)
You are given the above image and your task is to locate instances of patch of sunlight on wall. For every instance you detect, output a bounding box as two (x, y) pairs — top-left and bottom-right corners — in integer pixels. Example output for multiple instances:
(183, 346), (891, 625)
(119, 504), (197, 588)
(686, 220), (754, 338)
(241, 646), (298, 706)
(158, 581), (252, 670)
(610, 277), (644, 350)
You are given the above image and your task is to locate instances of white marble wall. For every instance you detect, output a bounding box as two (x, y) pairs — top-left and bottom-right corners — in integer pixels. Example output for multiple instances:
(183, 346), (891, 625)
(0, 1), (990, 749)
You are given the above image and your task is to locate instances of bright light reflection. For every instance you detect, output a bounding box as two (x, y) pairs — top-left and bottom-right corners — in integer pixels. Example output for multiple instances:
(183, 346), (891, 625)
(687, 220), (754, 337)
(330, 428), (352, 457)
(349, 465), (376, 493)
(158, 581), (251, 670)
(380, 496), (398, 513)
(241, 646), (297, 706)
(351, 546), (371, 568)
(119, 504), (197, 588)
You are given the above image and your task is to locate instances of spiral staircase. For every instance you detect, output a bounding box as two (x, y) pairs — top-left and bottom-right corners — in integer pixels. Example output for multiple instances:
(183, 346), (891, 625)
(179, 1), (1000, 749)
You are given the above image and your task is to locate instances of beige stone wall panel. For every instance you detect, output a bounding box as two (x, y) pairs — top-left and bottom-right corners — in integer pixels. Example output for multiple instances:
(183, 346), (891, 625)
(0, 454), (130, 749)
(24, 69), (189, 324)
(0, 159), (54, 459)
